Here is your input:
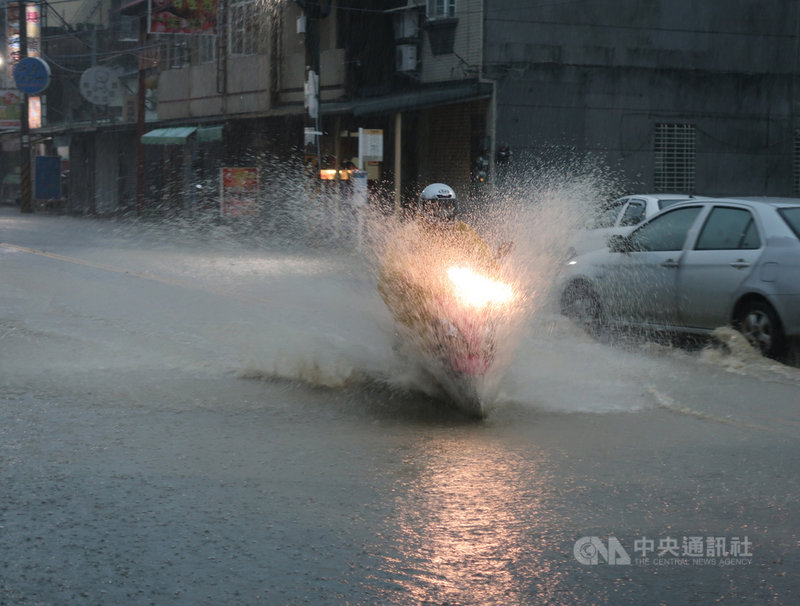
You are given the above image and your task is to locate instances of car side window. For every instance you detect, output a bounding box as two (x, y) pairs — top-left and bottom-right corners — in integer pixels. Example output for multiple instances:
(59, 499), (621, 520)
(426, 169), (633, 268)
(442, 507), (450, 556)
(695, 207), (761, 250)
(629, 206), (702, 252)
(619, 200), (646, 227)
(778, 208), (800, 238)
(739, 219), (761, 249)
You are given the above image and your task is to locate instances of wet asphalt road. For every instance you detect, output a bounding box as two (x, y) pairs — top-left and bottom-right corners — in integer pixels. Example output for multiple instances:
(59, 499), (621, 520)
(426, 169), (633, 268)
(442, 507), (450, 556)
(1, 208), (799, 605)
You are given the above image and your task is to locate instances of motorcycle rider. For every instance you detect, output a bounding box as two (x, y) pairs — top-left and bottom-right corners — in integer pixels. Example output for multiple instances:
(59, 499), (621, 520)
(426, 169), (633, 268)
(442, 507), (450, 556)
(378, 183), (501, 332)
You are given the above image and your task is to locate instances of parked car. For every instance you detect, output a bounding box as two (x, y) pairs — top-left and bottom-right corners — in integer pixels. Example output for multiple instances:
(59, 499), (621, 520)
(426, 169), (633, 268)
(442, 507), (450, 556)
(569, 193), (697, 256)
(559, 197), (800, 359)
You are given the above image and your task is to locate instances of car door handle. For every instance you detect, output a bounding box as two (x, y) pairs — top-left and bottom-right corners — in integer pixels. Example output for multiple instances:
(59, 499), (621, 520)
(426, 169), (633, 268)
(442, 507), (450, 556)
(661, 259), (679, 268)
(730, 259), (750, 269)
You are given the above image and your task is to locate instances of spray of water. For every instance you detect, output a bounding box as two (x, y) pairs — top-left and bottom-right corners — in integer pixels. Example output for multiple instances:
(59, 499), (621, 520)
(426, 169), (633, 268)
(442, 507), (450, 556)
(99, 148), (660, 416)
(356, 150), (627, 413)
(161, 150), (800, 415)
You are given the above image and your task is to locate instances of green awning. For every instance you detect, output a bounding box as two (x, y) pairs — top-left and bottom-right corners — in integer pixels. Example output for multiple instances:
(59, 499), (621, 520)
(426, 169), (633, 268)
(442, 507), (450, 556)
(141, 127), (197, 145)
(197, 124), (223, 142)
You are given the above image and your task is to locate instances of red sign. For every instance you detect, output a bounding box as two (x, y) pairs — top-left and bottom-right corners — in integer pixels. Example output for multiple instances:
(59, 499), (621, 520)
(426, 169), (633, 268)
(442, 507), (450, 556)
(149, 0), (219, 34)
(220, 167), (259, 217)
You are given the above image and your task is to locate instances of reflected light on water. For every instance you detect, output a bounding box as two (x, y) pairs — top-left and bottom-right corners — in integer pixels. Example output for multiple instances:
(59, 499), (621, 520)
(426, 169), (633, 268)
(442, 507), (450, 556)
(367, 434), (568, 605)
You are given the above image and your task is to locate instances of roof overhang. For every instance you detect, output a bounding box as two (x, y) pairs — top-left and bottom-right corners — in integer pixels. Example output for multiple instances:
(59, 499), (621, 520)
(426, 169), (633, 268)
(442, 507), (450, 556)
(142, 126), (197, 145)
(197, 124), (223, 142)
(324, 80), (493, 117)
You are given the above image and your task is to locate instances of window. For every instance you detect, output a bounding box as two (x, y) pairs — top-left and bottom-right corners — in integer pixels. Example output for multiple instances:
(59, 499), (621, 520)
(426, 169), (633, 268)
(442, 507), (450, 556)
(427, 0), (455, 19)
(229, 0), (259, 55)
(619, 200), (647, 227)
(154, 35), (191, 69)
(654, 123), (695, 193)
(779, 207), (800, 239)
(696, 207), (761, 250)
(629, 206), (702, 252)
(197, 34), (216, 64)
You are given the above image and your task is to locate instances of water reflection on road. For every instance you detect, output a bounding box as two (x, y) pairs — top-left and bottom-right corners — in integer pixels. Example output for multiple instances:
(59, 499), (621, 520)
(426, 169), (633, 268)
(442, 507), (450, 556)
(366, 431), (567, 605)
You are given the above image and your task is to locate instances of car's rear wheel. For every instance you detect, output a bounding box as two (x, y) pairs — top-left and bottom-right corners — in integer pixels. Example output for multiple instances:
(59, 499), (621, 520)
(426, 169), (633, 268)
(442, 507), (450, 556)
(736, 299), (786, 359)
(560, 281), (602, 332)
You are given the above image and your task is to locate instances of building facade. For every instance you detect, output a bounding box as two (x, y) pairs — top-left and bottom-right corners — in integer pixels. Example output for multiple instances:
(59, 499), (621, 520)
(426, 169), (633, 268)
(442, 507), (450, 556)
(4, 0), (799, 216)
(485, 1), (799, 196)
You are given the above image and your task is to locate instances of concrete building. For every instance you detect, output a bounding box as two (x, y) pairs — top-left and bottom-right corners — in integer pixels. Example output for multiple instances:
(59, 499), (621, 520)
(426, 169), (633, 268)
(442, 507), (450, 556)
(484, 1), (799, 197)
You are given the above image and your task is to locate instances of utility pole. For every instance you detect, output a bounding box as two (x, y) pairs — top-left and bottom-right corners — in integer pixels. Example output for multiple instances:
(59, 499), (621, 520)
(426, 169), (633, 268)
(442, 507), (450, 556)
(136, 13), (146, 215)
(295, 0), (331, 173)
(120, 0), (149, 216)
(19, 2), (32, 213)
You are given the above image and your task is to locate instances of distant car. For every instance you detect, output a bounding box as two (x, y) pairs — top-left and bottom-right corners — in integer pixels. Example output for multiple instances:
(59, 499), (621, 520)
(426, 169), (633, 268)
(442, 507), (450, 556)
(570, 194), (697, 256)
(559, 197), (800, 359)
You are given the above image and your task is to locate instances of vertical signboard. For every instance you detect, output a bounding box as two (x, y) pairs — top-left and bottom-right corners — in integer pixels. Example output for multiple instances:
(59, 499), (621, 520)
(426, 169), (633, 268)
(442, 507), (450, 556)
(357, 128), (384, 165)
(6, 3), (40, 63)
(6, 3), (20, 68)
(28, 94), (40, 127)
(220, 167), (259, 217)
(0, 90), (21, 128)
(25, 3), (40, 57)
(358, 128), (384, 181)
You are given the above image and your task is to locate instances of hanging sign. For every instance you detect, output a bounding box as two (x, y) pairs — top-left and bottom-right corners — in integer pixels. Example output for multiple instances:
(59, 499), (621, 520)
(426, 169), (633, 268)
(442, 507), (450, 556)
(79, 66), (122, 105)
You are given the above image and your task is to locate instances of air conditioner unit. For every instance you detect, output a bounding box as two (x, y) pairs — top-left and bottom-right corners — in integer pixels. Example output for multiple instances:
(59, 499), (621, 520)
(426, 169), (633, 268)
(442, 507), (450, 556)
(396, 44), (418, 72)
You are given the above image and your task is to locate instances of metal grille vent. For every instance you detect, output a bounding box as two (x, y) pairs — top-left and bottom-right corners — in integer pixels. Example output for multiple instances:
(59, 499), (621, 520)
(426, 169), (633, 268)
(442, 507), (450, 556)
(654, 123), (696, 193)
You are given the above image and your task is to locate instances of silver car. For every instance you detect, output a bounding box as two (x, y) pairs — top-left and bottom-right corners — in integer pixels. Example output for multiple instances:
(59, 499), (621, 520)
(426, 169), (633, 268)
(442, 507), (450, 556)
(559, 197), (800, 359)
(569, 193), (696, 256)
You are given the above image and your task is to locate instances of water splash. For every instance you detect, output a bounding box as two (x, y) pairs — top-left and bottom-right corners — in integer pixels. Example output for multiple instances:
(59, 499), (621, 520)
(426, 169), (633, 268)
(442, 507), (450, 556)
(359, 151), (626, 414)
(700, 326), (800, 383)
(81, 149), (637, 416)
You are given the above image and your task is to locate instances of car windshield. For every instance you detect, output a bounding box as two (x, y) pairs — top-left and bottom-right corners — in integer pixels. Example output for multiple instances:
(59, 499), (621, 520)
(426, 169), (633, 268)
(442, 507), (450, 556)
(594, 202), (625, 228)
(657, 198), (691, 210)
(778, 207), (800, 239)
(618, 201), (646, 226)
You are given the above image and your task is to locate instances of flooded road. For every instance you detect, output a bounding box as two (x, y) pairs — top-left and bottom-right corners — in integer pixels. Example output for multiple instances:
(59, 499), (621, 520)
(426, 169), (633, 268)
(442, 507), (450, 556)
(1, 208), (799, 605)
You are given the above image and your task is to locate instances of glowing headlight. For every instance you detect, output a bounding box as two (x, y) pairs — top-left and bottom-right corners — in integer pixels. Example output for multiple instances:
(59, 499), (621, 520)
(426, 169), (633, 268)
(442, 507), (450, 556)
(447, 265), (514, 309)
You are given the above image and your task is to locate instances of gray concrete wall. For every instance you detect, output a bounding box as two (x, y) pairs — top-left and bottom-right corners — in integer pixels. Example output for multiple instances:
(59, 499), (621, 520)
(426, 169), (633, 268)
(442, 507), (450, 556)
(485, 1), (799, 196)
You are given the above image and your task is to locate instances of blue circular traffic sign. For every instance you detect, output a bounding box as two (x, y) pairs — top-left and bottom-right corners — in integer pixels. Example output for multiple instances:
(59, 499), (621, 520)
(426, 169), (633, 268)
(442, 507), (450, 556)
(13, 57), (51, 95)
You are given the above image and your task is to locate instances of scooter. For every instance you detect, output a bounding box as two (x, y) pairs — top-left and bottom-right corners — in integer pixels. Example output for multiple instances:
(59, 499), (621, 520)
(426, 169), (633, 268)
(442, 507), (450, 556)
(393, 263), (517, 418)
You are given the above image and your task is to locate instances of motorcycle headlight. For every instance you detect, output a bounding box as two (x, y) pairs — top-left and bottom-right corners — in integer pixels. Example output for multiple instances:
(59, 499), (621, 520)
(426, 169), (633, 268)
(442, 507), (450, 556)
(447, 266), (514, 309)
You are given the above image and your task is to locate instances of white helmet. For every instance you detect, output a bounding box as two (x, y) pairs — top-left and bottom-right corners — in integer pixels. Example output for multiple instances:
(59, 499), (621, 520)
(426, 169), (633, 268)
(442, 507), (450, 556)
(418, 183), (457, 220)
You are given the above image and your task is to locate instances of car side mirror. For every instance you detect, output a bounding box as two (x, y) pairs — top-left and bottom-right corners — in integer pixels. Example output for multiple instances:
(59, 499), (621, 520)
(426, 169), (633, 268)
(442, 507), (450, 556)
(608, 234), (632, 253)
